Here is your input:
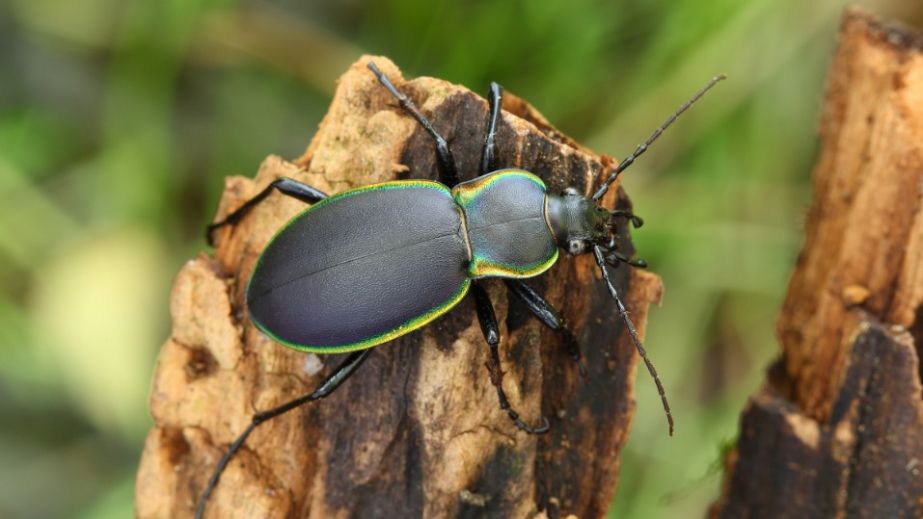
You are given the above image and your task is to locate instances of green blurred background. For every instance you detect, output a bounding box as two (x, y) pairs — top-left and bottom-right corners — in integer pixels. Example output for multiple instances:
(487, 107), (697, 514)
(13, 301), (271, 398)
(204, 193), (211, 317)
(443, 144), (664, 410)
(2, 1), (920, 517)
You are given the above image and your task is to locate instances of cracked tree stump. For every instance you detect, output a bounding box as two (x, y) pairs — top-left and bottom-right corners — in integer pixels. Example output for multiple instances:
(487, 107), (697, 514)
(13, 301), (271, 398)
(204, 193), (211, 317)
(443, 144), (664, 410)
(135, 56), (662, 518)
(711, 10), (923, 518)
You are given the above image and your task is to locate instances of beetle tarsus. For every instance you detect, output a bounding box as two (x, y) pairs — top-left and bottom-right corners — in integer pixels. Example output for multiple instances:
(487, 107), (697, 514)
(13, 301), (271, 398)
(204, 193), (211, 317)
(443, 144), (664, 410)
(480, 81), (503, 175)
(367, 61), (460, 187)
(205, 177), (328, 247)
(473, 282), (550, 436)
(511, 412), (551, 435)
(576, 358), (589, 379)
(610, 210), (644, 228)
(195, 349), (371, 518)
(607, 250), (648, 269)
(562, 329), (589, 379)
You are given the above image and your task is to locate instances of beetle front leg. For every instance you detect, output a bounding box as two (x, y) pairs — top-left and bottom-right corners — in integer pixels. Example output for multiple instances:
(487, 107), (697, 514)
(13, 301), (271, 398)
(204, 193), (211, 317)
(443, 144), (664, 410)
(610, 209), (644, 228)
(206, 177), (327, 246)
(504, 279), (588, 378)
(607, 250), (648, 269)
(472, 282), (550, 435)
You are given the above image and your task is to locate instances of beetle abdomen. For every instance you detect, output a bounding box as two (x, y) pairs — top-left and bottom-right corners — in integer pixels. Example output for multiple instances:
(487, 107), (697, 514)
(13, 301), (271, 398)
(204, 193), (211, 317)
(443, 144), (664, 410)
(452, 170), (558, 278)
(247, 181), (470, 353)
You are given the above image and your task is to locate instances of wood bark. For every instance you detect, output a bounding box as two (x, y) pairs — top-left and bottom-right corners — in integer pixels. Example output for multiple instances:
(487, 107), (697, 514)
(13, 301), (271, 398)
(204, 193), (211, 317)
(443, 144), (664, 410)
(712, 9), (923, 518)
(135, 56), (662, 518)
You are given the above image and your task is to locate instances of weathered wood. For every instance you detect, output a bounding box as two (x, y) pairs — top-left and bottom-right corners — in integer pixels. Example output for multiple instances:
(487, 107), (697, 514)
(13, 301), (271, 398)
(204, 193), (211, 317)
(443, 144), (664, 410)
(135, 56), (662, 518)
(713, 324), (923, 518)
(712, 9), (923, 518)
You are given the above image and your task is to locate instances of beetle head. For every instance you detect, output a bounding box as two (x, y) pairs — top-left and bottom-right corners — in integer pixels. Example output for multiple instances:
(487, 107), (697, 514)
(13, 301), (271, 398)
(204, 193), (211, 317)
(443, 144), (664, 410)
(546, 187), (646, 261)
(547, 188), (621, 256)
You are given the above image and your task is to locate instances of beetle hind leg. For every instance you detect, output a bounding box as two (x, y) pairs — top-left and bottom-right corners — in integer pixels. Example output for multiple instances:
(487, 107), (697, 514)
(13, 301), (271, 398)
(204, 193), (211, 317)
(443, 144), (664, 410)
(195, 349), (371, 519)
(472, 282), (550, 435)
(206, 177), (327, 246)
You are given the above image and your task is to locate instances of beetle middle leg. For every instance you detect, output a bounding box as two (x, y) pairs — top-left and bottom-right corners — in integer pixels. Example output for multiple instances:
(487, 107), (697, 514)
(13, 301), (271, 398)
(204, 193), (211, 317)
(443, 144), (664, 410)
(196, 349), (371, 519)
(504, 279), (588, 378)
(206, 177), (328, 246)
(472, 282), (550, 434)
(367, 62), (460, 187)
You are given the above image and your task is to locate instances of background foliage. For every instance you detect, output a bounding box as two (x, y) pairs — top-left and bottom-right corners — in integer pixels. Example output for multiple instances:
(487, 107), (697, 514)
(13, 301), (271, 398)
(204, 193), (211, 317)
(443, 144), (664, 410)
(1, 1), (919, 517)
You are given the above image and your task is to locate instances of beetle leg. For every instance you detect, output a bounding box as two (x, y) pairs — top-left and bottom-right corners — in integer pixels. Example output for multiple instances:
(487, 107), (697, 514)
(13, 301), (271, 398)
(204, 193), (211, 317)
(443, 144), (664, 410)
(472, 282), (550, 435)
(367, 62), (460, 187)
(195, 349), (371, 519)
(206, 177), (327, 246)
(480, 82), (502, 175)
(504, 279), (587, 378)
(610, 209), (644, 228)
(607, 250), (648, 269)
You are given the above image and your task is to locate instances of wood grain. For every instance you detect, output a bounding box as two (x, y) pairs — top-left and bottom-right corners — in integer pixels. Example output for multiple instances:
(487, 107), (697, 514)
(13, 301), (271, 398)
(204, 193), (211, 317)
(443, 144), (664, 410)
(712, 10), (923, 517)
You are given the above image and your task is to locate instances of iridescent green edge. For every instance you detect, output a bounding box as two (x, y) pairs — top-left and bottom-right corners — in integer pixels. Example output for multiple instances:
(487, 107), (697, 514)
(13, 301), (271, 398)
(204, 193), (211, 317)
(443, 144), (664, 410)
(452, 169), (545, 206)
(468, 249), (559, 279)
(453, 170), (559, 279)
(247, 179), (471, 353)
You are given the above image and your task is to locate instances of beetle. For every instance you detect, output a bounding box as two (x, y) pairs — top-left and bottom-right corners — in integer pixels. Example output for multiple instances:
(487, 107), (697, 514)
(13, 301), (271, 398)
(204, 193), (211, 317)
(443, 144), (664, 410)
(196, 61), (724, 518)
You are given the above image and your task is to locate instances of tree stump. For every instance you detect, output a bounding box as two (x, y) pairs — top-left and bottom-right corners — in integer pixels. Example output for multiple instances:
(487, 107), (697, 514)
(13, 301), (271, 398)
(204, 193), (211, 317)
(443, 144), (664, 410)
(135, 56), (662, 518)
(711, 9), (923, 518)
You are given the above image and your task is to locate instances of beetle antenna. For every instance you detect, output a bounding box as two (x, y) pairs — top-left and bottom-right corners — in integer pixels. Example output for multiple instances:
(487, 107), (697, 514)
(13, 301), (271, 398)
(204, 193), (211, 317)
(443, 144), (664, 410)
(592, 74), (726, 202)
(593, 245), (674, 435)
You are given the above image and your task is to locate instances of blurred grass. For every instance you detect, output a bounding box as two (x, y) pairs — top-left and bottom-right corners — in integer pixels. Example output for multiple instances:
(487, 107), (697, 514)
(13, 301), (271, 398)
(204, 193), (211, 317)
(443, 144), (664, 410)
(1, 0), (919, 517)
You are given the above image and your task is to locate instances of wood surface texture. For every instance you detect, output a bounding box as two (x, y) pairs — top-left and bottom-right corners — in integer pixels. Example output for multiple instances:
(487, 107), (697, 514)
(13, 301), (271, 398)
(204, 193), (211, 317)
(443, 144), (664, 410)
(712, 10), (923, 518)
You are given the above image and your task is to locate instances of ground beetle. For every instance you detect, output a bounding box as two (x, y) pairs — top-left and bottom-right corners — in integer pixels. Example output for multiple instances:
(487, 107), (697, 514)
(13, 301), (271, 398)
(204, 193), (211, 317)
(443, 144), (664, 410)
(197, 61), (724, 518)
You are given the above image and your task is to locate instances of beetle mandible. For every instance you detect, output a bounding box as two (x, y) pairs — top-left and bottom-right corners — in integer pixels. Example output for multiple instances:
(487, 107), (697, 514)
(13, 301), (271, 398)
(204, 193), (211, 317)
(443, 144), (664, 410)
(197, 61), (724, 518)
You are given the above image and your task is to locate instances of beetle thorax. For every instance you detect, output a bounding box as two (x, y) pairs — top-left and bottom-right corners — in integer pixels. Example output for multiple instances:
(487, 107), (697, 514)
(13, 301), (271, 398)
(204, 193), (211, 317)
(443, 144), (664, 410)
(545, 188), (611, 256)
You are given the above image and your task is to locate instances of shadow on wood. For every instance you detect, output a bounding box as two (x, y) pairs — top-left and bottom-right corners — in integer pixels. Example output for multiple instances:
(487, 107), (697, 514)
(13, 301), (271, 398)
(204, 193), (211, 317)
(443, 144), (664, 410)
(135, 56), (662, 518)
